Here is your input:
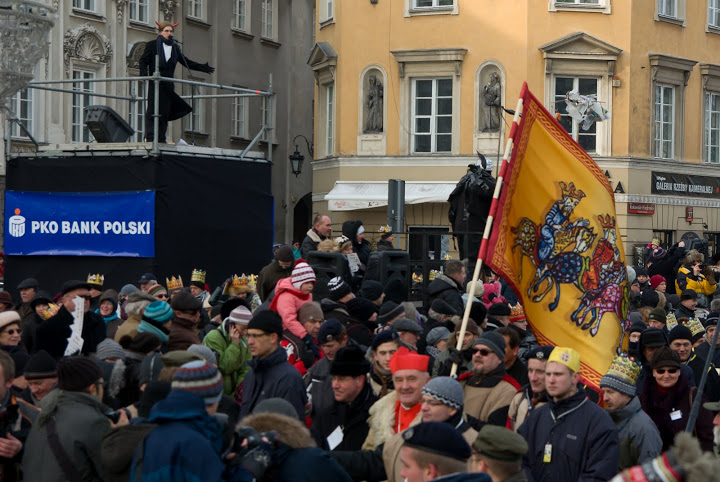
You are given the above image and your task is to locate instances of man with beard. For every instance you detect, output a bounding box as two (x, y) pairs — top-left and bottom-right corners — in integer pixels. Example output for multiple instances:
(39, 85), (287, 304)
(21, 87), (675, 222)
(433, 319), (480, 377)
(507, 346), (553, 431)
(369, 330), (401, 397)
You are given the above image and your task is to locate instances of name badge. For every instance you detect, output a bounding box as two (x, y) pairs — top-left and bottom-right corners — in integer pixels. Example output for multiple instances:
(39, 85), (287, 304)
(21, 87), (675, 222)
(327, 426), (344, 451)
(670, 410), (682, 421)
(543, 443), (552, 463)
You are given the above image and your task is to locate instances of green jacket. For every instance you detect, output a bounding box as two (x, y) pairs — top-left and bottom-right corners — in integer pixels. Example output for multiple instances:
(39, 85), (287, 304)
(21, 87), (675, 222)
(203, 323), (252, 396)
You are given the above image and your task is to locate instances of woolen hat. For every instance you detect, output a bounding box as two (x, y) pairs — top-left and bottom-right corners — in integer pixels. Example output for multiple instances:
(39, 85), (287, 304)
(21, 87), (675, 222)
(291, 262), (316, 290)
(138, 273), (157, 284)
(61, 280), (90, 296)
(648, 307), (667, 324)
(473, 331), (506, 360)
(147, 284), (167, 298)
(127, 290), (156, 304)
(330, 346), (371, 377)
(347, 297), (378, 322)
(393, 318), (423, 334)
(24, 350), (57, 380)
(0, 311), (20, 331)
(600, 355), (641, 397)
(527, 346), (554, 361)
(650, 346), (682, 369)
(426, 327), (450, 347)
(96, 338), (126, 361)
(30, 291), (52, 309)
(359, 280), (384, 301)
(469, 301), (487, 325)
(629, 321), (647, 335)
(488, 303), (511, 317)
(454, 318), (480, 337)
(275, 245), (294, 263)
(171, 360), (223, 405)
(247, 310), (283, 335)
(119, 284), (139, 297)
(327, 277), (352, 302)
(473, 425), (528, 462)
(318, 318), (345, 343)
(640, 328), (667, 348)
(430, 299), (457, 316)
(0, 292), (12, 306)
(378, 301), (405, 325)
(138, 353), (163, 386)
(228, 305), (252, 325)
(640, 289), (660, 308)
(298, 302), (323, 323)
(628, 311), (644, 325)
(142, 301), (174, 324)
(668, 325), (692, 343)
(402, 422), (471, 462)
(17, 278), (39, 290)
(171, 291), (202, 311)
(650, 275), (667, 290)
(187, 344), (217, 365)
(681, 289), (697, 300)
(421, 376), (464, 410)
(371, 329), (399, 351)
(253, 398), (297, 418)
(57, 356), (103, 392)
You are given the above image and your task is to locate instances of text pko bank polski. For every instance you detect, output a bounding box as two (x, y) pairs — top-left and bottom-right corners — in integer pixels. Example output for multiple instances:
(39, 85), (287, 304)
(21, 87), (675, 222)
(31, 220), (151, 235)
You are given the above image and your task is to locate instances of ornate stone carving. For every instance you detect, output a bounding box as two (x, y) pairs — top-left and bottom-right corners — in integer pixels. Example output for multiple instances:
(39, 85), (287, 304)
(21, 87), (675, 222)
(159, 0), (179, 20)
(114, 0), (127, 24)
(481, 72), (501, 132)
(364, 74), (383, 134)
(63, 24), (113, 76)
(126, 41), (147, 70)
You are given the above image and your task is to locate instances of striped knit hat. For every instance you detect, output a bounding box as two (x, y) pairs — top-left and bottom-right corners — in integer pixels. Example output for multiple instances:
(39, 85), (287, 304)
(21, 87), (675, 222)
(171, 360), (223, 405)
(142, 300), (174, 324)
(291, 262), (316, 290)
(421, 376), (464, 410)
(228, 305), (252, 325)
(147, 284), (168, 298)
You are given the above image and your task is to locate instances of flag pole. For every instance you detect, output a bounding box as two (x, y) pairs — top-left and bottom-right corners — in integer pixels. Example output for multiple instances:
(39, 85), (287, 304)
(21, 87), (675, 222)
(451, 85), (526, 377)
(685, 319), (720, 433)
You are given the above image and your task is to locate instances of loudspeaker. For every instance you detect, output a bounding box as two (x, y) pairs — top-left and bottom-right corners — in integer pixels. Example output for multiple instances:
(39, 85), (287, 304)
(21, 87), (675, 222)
(84, 105), (135, 143)
(377, 250), (410, 287)
(306, 251), (350, 301)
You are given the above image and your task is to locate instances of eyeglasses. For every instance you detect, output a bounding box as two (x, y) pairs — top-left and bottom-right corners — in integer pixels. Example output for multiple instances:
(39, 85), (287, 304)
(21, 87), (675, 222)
(3, 329), (20, 335)
(654, 368), (679, 375)
(472, 347), (493, 357)
(155, 294), (168, 299)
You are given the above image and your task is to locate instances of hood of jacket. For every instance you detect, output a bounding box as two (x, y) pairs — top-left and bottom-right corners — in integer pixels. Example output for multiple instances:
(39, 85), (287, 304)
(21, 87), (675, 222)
(148, 390), (224, 452)
(239, 412), (316, 449)
(342, 220), (362, 241)
(37, 389), (107, 427)
(427, 274), (460, 296)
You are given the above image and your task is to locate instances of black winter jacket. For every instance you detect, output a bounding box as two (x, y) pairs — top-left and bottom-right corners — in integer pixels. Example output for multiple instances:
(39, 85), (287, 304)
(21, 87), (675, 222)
(427, 274), (464, 315)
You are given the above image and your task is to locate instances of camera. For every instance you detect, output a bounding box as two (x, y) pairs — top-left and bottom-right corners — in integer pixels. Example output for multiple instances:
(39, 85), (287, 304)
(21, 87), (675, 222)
(230, 426), (280, 455)
(103, 408), (129, 423)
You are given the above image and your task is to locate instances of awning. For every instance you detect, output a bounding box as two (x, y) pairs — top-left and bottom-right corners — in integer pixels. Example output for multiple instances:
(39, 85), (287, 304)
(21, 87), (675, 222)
(324, 181), (457, 211)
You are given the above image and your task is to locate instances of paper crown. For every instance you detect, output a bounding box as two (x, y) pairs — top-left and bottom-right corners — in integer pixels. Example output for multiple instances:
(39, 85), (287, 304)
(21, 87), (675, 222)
(247, 274), (258, 292)
(379, 225), (392, 233)
(510, 304), (526, 323)
(87, 273), (104, 287)
(686, 317), (706, 337)
(335, 235), (350, 245)
(604, 355), (641, 387)
(231, 274), (249, 288)
(412, 273), (423, 285)
(166, 276), (183, 291)
(548, 347), (581, 373)
(665, 312), (678, 331)
(191, 269), (206, 284)
(224, 274), (251, 295)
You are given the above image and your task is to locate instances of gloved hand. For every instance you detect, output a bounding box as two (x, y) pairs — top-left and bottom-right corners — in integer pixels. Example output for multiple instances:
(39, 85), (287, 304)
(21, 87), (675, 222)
(447, 347), (463, 366)
(201, 62), (215, 74)
(302, 334), (321, 359)
(235, 441), (274, 479)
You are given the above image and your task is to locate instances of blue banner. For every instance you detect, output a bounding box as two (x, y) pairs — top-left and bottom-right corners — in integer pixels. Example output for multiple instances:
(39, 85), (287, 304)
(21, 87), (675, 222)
(4, 191), (155, 257)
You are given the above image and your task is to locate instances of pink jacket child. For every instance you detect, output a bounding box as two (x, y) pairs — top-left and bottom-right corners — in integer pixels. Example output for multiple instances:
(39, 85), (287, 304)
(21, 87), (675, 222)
(270, 262), (317, 340)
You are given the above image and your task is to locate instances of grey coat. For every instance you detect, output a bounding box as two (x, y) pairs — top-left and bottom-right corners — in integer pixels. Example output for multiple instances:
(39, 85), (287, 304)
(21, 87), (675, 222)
(22, 389), (110, 482)
(608, 396), (662, 470)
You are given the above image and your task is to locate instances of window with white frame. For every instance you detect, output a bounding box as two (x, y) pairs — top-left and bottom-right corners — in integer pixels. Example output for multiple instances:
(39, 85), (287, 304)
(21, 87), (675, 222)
(554, 76), (599, 153)
(73, 0), (96, 12)
(232, 95), (248, 138)
(72, 70), (95, 143)
(9, 88), (33, 139)
(261, 0), (276, 40)
(705, 92), (720, 163)
(556, 0), (599, 3)
(233, 0), (249, 31)
(658, 0), (677, 17)
(186, 86), (205, 132)
(129, 0), (149, 23)
(710, 0), (720, 28)
(412, 78), (452, 153)
(325, 84), (334, 156)
(414, 0), (453, 7)
(327, 0), (333, 19)
(654, 84), (675, 159)
(188, 0), (204, 20)
(129, 80), (146, 142)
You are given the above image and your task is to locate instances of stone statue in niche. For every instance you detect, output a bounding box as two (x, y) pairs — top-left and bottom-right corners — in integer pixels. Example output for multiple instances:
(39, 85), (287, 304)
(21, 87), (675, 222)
(482, 72), (501, 132)
(364, 74), (383, 133)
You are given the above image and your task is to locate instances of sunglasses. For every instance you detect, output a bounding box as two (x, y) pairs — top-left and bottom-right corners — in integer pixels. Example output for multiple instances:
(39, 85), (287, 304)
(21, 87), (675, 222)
(472, 348), (492, 357)
(3, 329), (21, 335)
(654, 368), (679, 375)
(155, 294), (168, 299)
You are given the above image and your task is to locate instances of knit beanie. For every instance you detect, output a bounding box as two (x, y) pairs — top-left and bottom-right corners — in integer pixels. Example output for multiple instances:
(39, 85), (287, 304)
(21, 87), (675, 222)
(247, 310), (283, 335)
(599, 355), (641, 397)
(276, 245), (294, 263)
(668, 325), (692, 344)
(347, 297), (378, 323)
(327, 277), (352, 302)
(228, 305), (252, 326)
(171, 360), (223, 405)
(330, 346), (371, 377)
(119, 284), (139, 297)
(24, 350), (57, 380)
(96, 338), (126, 361)
(473, 331), (506, 360)
(360, 280), (384, 302)
(187, 344), (217, 365)
(147, 284), (168, 298)
(298, 302), (323, 323)
(421, 376), (464, 410)
(650, 275), (666, 290)
(142, 301), (174, 324)
(291, 262), (316, 290)
(628, 321), (647, 336)
(138, 353), (163, 386)
(641, 290), (660, 308)
(426, 327), (450, 347)
(648, 307), (667, 325)
(57, 356), (103, 392)
(9, 350), (30, 378)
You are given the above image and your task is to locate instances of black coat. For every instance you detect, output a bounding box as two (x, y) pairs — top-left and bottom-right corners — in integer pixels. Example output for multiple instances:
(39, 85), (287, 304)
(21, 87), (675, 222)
(313, 383), (377, 451)
(35, 306), (106, 359)
(648, 244), (686, 293)
(427, 274), (464, 315)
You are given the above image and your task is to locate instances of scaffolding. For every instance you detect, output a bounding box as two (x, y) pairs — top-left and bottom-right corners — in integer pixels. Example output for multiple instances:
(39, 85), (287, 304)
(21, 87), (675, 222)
(5, 54), (275, 161)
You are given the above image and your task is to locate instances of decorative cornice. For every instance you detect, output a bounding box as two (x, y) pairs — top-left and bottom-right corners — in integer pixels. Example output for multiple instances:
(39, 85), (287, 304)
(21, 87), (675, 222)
(615, 194), (720, 208)
(113, 0), (127, 23)
(159, 0), (179, 21)
(63, 23), (113, 76)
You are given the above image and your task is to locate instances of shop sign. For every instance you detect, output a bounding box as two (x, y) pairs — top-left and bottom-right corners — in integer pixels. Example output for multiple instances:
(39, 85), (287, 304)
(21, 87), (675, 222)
(651, 172), (720, 199)
(628, 202), (655, 215)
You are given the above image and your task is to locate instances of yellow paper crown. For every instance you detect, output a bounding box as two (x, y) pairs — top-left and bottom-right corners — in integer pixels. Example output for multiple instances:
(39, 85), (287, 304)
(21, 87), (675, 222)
(231, 274), (249, 288)
(548, 347), (581, 373)
(604, 355), (641, 386)
(686, 317), (706, 337)
(87, 273), (104, 287)
(412, 273), (423, 284)
(510, 304), (526, 323)
(665, 312), (678, 331)
(248, 274), (258, 292)
(191, 269), (206, 284)
(166, 276), (183, 291)
(379, 225), (392, 233)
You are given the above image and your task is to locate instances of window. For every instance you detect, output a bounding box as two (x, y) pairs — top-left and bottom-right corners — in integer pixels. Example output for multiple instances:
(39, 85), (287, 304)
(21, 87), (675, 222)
(327, 0), (333, 19)
(129, 80), (146, 142)
(261, 0), (276, 39)
(658, 0), (677, 17)
(129, 0), (148, 23)
(9, 88), (33, 139)
(73, 0), (96, 11)
(414, 0), (453, 7)
(72, 70), (95, 143)
(187, 86), (205, 132)
(325, 84), (334, 156)
(233, 0), (248, 31)
(412, 78), (452, 153)
(188, 0), (203, 19)
(232, 95), (247, 138)
(653, 84), (675, 159)
(554, 76), (599, 153)
(710, 0), (720, 28)
(556, 0), (599, 3)
(705, 92), (720, 163)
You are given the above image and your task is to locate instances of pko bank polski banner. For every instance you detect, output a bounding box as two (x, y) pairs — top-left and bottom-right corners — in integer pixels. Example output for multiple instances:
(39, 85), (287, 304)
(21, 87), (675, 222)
(4, 191), (155, 257)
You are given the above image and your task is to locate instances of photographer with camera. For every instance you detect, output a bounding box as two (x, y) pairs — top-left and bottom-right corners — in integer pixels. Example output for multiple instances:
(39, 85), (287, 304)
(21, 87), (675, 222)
(675, 250), (716, 308)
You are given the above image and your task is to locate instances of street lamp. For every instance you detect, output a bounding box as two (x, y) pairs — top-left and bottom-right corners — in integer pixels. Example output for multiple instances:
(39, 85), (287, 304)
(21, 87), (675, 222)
(289, 134), (313, 177)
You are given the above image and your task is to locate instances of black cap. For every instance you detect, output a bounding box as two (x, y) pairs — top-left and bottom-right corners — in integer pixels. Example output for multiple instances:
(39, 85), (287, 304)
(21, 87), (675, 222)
(17, 278), (39, 290)
(650, 346), (682, 370)
(30, 290), (53, 309)
(57, 356), (103, 392)
(61, 280), (91, 295)
(359, 280), (384, 302)
(371, 329), (400, 351)
(669, 325), (692, 343)
(402, 422), (471, 462)
(430, 299), (457, 316)
(275, 245), (294, 263)
(318, 318), (345, 343)
(705, 311), (720, 328)
(247, 310), (283, 335)
(681, 289), (698, 300)
(170, 291), (202, 311)
(330, 346), (371, 377)
(488, 303), (511, 317)
(527, 346), (554, 361)
(648, 307), (667, 324)
(347, 297), (378, 323)
(24, 350), (58, 380)
(641, 328), (668, 348)
(138, 273), (157, 284)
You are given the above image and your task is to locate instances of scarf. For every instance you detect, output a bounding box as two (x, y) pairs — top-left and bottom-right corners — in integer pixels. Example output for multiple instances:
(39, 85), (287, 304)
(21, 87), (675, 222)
(95, 308), (119, 324)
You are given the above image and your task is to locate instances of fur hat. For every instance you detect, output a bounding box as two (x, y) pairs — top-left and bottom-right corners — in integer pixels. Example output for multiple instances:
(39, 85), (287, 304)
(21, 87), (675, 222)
(684, 249), (704, 267)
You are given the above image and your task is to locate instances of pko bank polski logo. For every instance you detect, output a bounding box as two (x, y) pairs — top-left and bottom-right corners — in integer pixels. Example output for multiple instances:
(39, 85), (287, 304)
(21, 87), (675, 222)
(8, 209), (25, 238)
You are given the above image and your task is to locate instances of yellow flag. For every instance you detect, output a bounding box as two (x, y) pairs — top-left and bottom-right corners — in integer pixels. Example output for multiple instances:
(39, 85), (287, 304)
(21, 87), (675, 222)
(485, 84), (628, 391)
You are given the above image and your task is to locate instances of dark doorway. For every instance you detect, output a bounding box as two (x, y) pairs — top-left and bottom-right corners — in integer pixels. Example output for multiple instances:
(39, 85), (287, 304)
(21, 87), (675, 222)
(293, 193), (312, 244)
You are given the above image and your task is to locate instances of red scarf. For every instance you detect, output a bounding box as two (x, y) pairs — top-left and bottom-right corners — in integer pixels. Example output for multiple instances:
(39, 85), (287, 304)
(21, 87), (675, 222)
(394, 400), (421, 433)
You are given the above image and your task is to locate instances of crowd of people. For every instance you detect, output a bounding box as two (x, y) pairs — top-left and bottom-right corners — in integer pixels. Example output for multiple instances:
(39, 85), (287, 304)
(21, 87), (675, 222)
(1, 225), (720, 481)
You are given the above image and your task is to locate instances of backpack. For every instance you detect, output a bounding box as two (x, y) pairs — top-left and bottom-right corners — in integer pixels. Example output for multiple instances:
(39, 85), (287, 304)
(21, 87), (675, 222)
(101, 423), (157, 482)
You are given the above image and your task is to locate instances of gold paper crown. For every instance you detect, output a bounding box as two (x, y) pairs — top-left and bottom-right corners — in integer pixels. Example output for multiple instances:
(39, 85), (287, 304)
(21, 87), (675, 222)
(597, 214), (616, 229)
(510, 304), (526, 323)
(87, 273), (105, 287)
(686, 317), (706, 337)
(412, 273), (423, 284)
(379, 225), (392, 233)
(429, 269), (440, 281)
(247, 274), (258, 292)
(166, 276), (183, 291)
(559, 181), (586, 200)
(191, 269), (206, 284)
(231, 274), (250, 288)
(665, 312), (678, 331)
(604, 355), (641, 386)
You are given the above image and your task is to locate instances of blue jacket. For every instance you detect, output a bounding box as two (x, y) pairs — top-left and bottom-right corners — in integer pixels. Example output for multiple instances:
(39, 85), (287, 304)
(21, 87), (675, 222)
(240, 345), (307, 420)
(518, 390), (620, 482)
(133, 390), (249, 482)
